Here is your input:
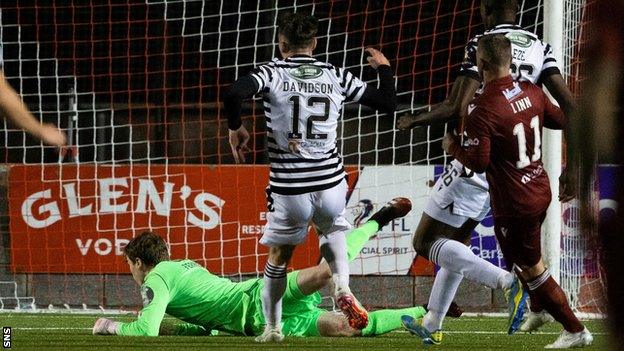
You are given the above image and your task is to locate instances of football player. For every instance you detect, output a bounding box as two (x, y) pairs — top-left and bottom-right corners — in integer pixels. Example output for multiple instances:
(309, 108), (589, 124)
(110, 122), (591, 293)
(442, 33), (592, 349)
(92, 199), (463, 338)
(398, 0), (577, 343)
(224, 12), (396, 341)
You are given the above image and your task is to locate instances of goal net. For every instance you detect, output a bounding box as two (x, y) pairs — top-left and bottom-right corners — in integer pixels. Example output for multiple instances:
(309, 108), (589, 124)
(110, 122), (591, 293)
(0, 0), (604, 315)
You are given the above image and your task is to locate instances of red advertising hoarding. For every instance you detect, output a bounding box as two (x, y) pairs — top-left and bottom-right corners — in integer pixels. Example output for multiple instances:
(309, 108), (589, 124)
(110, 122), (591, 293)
(8, 165), (338, 274)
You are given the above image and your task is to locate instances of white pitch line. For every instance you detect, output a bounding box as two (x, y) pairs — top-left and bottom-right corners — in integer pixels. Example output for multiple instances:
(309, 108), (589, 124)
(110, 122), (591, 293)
(12, 327), (608, 336)
(442, 330), (608, 336)
(14, 327), (92, 330)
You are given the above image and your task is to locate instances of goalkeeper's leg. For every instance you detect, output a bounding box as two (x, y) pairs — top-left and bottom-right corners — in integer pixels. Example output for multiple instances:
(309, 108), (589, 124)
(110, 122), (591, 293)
(316, 306), (427, 337)
(295, 197), (412, 296)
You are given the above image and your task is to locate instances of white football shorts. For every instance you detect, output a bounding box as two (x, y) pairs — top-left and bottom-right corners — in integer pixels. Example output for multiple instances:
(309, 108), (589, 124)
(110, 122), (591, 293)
(260, 179), (352, 247)
(425, 160), (491, 228)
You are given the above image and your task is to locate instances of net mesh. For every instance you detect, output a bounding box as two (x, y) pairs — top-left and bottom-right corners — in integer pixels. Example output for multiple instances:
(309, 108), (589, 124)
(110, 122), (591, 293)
(0, 0), (603, 314)
(559, 0), (605, 315)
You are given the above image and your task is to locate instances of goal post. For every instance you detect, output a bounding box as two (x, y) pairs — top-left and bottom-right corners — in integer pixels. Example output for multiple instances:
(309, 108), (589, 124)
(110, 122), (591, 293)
(542, 0), (564, 284)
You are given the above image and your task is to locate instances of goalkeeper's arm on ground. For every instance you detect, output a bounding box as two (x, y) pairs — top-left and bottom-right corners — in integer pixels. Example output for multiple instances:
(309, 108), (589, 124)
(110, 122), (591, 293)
(93, 274), (170, 336)
(159, 322), (216, 336)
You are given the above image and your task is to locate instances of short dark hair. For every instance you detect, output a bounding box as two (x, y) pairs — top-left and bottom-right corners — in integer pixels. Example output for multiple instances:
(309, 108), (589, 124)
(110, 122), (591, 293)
(278, 12), (318, 49)
(478, 34), (512, 68)
(124, 231), (170, 266)
(482, 0), (518, 18)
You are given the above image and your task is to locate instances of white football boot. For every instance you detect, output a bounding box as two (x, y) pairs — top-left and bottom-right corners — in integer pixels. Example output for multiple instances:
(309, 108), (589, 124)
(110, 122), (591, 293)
(254, 325), (284, 343)
(520, 311), (555, 332)
(544, 327), (593, 349)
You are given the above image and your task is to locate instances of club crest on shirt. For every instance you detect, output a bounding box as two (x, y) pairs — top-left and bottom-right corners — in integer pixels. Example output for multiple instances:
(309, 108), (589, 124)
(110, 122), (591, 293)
(502, 82), (522, 101)
(141, 286), (154, 307)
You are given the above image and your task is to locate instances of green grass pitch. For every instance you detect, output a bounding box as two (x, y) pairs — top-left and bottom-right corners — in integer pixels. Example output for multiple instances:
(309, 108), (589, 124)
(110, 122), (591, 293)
(1, 313), (609, 350)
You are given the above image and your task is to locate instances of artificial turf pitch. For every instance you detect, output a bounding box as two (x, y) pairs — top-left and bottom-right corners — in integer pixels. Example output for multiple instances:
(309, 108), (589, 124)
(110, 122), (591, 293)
(0, 313), (609, 350)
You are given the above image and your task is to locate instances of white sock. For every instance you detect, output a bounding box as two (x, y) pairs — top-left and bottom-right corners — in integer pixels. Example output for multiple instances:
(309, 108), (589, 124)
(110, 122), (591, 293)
(319, 232), (350, 292)
(261, 261), (287, 327)
(423, 267), (463, 332)
(430, 238), (513, 290)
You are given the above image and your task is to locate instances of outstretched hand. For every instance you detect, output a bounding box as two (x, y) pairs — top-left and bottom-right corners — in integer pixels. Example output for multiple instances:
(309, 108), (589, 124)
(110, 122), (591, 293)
(365, 47), (390, 69)
(93, 318), (119, 335)
(396, 108), (429, 130)
(38, 123), (67, 146)
(442, 132), (456, 154)
(228, 125), (251, 164)
(396, 113), (417, 130)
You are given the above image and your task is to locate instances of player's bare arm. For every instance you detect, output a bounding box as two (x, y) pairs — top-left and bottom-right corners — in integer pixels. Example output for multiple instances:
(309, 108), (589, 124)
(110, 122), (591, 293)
(0, 71), (66, 146)
(541, 73), (577, 202)
(396, 74), (480, 130)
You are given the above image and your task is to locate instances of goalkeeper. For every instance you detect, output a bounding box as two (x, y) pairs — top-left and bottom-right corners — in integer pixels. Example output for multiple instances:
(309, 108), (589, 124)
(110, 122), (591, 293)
(93, 198), (456, 338)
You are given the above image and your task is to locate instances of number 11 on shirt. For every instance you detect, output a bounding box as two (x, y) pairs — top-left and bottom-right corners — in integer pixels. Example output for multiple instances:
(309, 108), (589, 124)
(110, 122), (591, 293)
(513, 115), (541, 169)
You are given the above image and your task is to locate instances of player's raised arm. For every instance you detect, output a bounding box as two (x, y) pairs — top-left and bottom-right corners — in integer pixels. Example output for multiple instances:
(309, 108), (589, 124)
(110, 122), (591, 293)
(0, 71), (66, 146)
(397, 76), (480, 130)
(354, 47), (396, 115)
(539, 54), (577, 202)
(396, 38), (481, 130)
(542, 89), (567, 131)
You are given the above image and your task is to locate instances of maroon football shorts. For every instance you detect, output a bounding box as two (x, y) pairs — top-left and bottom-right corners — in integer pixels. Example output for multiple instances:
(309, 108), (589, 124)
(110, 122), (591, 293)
(493, 211), (547, 270)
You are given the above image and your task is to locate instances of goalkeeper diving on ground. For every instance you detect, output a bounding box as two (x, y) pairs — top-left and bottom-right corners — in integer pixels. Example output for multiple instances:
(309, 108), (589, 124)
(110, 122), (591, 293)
(92, 198), (462, 337)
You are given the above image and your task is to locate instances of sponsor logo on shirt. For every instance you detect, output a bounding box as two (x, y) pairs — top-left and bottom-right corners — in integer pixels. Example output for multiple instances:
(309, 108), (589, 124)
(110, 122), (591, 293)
(462, 137), (480, 147)
(505, 32), (533, 48)
(521, 164), (544, 184)
(289, 64), (323, 80)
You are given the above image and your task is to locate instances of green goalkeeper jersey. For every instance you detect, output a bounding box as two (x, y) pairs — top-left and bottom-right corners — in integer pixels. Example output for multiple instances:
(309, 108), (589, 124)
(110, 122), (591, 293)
(117, 259), (262, 336)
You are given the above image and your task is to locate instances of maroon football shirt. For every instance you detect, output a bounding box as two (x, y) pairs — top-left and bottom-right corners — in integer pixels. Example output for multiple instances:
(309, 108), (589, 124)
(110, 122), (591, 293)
(448, 75), (566, 218)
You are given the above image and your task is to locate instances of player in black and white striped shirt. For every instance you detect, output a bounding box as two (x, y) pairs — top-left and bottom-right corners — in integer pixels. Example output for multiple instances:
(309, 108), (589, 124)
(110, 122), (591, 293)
(224, 12), (396, 342)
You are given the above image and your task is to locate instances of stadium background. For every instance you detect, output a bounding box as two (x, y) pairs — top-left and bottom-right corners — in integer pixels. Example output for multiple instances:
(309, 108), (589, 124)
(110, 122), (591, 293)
(0, 0), (603, 316)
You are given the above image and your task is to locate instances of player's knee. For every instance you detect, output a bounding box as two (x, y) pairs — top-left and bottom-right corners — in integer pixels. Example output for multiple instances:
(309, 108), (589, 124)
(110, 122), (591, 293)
(412, 227), (433, 259)
(334, 317), (358, 337)
(317, 313), (358, 337)
(453, 219), (479, 244)
(517, 259), (546, 280)
(268, 245), (295, 265)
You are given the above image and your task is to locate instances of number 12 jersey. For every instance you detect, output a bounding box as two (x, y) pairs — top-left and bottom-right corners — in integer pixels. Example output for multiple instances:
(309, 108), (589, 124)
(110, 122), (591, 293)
(249, 55), (367, 195)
